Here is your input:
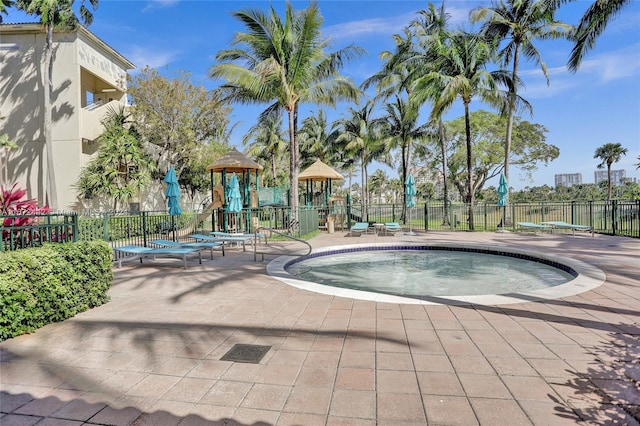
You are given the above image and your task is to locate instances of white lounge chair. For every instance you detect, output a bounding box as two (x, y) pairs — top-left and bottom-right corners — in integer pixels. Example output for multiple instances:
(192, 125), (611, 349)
(189, 233), (252, 251)
(113, 245), (202, 269)
(541, 221), (594, 237)
(349, 222), (370, 236)
(150, 239), (225, 259)
(384, 222), (403, 235)
(516, 222), (552, 234)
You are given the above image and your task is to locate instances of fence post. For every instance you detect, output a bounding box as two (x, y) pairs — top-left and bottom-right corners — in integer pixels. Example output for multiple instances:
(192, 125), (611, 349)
(483, 203), (487, 231)
(424, 203), (428, 231)
(511, 203), (517, 232)
(71, 213), (78, 242)
(612, 200), (618, 236)
(102, 213), (109, 242)
(449, 204), (455, 231)
(142, 211), (148, 246)
(588, 201), (593, 232)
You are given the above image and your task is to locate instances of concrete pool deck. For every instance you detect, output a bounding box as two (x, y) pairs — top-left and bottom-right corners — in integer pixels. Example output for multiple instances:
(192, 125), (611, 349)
(1, 230), (639, 425)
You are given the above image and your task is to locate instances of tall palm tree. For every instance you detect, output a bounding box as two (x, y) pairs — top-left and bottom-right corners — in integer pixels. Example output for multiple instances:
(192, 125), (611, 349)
(243, 113), (286, 187)
(16, 0), (99, 210)
(209, 2), (362, 221)
(380, 96), (430, 220)
(594, 142), (627, 200)
(336, 101), (386, 216)
(471, 0), (571, 225)
(369, 3), (453, 224)
(411, 31), (513, 230)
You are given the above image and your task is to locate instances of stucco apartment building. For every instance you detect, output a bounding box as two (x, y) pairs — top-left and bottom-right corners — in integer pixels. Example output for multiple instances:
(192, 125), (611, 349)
(0, 22), (135, 211)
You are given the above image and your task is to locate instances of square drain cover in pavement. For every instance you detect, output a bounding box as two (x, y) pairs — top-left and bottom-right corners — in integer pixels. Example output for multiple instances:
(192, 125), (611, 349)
(220, 344), (271, 363)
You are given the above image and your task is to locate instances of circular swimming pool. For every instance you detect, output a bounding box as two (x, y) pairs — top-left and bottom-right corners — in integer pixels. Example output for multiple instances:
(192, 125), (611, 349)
(267, 243), (605, 305)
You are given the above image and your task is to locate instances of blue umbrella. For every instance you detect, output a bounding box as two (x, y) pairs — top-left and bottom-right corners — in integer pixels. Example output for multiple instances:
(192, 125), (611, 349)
(164, 167), (182, 216)
(497, 172), (508, 206)
(405, 174), (416, 234)
(405, 174), (416, 208)
(226, 173), (243, 213)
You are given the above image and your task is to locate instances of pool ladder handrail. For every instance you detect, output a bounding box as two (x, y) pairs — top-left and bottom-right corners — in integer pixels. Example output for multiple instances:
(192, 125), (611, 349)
(253, 226), (312, 261)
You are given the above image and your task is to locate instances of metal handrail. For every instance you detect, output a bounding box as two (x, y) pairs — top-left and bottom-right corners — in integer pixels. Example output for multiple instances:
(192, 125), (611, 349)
(253, 226), (312, 261)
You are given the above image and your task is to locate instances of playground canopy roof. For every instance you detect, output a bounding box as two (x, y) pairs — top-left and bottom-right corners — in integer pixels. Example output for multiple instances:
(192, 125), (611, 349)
(298, 159), (343, 181)
(206, 147), (263, 173)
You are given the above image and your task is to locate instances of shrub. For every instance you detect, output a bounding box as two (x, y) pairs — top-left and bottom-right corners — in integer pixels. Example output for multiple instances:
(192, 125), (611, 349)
(0, 241), (113, 341)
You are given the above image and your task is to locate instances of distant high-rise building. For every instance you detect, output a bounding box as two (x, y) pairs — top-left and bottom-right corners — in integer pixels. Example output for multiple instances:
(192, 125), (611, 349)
(555, 173), (582, 187)
(594, 169), (626, 186)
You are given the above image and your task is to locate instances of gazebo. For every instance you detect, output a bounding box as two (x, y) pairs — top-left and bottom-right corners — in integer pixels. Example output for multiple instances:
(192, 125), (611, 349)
(206, 147), (263, 232)
(298, 159), (343, 207)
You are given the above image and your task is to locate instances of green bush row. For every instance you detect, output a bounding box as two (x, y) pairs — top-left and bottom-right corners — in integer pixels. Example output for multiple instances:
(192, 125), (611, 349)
(0, 241), (113, 341)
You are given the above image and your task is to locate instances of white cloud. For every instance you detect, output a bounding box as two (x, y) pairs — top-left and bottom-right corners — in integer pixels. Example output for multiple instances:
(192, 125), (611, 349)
(324, 12), (416, 41)
(518, 43), (640, 99)
(125, 45), (181, 70)
(323, 2), (477, 43)
(142, 0), (180, 13)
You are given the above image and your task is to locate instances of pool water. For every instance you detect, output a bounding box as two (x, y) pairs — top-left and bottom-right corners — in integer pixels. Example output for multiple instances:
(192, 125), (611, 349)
(285, 250), (575, 297)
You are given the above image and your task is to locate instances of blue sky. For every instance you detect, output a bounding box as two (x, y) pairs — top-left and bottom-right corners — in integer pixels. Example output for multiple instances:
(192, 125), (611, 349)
(7, 0), (640, 189)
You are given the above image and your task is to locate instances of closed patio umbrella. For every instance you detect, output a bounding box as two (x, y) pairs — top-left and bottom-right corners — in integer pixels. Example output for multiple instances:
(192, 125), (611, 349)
(164, 167), (182, 240)
(497, 172), (509, 232)
(497, 172), (508, 207)
(405, 174), (416, 235)
(226, 173), (242, 231)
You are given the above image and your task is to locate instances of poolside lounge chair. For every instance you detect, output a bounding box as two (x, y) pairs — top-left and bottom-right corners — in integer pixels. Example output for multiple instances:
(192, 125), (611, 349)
(150, 239), (225, 259)
(189, 233), (252, 251)
(349, 222), (370, 236)
(384, 222), (403, 235)
(210, 231), (267, 245)
(113, 245), (201, 269)
(541, 221), (594, 237)
(516, 222), (552, 234)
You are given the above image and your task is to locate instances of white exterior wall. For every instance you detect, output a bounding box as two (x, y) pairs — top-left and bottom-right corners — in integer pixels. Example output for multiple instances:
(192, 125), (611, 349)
(0, 24), (133, 211)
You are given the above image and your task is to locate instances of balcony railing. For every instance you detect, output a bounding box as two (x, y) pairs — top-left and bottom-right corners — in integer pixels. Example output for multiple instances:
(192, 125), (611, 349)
(82, 100), (125, 142)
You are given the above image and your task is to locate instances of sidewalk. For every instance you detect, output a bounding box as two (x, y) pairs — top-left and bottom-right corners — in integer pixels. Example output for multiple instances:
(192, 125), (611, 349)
(1, 231), (639, 425)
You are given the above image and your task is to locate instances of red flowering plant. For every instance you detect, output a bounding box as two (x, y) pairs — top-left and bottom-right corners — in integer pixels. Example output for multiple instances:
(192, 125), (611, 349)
(1, 183), (50, 242)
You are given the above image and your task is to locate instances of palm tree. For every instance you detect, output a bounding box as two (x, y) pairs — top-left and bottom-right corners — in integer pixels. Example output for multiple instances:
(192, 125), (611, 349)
(368, 3), (454, 224)
(594, 142), (628, 200)
(550, 0), (632, 72)
(411, 31), (513, 230)
(335, 101), (386, 217)
(16, 0), (99, 210)
(471, 0), (571, 225)
(635, 155), (640, 170)
(298, 110), (340, 167)
(243, 113), (287, 187)
(76, 107), (154, 210)
(209, 2), (362, 222)
(380, 96), (430, 221)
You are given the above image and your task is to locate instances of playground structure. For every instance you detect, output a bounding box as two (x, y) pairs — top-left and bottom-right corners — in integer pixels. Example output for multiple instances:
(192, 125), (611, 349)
(205, 148), (263, 232)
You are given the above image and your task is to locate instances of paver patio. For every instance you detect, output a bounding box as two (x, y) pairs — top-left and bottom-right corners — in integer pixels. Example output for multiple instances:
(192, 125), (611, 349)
(1, 230), (639, 425)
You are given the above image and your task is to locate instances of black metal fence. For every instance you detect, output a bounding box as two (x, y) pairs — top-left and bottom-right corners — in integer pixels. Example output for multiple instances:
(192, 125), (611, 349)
(1, 213), (78, 251)
(1, 200), (638, 252)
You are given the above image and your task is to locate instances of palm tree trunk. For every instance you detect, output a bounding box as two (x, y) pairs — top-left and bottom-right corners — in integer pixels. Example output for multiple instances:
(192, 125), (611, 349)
(44, 23), (58, 210)
(271, 157), (277, 187)
(607, 164), (612, 200)
(502, 44), (520, 227)
(287, 108), (298, 224)
(464, 102), (474, 231)
(360, 152), (366, 221)
(439, 119), (449, 225)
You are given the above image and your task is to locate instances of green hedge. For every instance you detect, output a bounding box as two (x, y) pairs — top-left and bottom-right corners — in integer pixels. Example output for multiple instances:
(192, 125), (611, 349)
(0, 241), (113, 341)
